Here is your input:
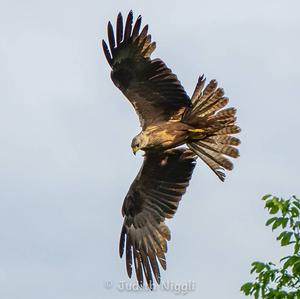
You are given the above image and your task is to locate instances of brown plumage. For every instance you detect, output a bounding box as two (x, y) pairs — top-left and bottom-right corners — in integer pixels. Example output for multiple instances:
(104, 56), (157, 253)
(119, 148), (196, 288)
(183, 75), (241, 180)
(103, 10), (241, 289)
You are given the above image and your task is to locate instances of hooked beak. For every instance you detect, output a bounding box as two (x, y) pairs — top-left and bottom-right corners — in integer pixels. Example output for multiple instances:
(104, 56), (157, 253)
(132, 146), (139, 155)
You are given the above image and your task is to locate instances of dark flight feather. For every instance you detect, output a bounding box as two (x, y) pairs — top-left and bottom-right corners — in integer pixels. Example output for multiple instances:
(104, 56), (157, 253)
(116, 12), (123, 45)
(119, 148), (196, 289)
(107, 22), (115, 54)
(102, 40), (112, 66)
(102, 11), (190, 128)
(132, 15), (142, 39)
(124, 10), (133, 42)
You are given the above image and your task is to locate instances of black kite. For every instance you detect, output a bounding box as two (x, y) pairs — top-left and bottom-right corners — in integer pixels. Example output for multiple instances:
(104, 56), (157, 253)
(102, 11), (241, 289)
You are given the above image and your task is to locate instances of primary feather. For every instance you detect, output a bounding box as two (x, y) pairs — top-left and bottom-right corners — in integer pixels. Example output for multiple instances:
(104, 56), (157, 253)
(119, 148), (196, 289)
(102, 10), (190, 129)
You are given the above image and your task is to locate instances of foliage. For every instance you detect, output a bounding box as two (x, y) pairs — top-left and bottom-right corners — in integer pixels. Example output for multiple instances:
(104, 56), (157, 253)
(241, 195), (300, 299)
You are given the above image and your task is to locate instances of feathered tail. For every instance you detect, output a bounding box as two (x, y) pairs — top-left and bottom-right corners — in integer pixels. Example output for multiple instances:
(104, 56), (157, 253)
(182, 75), (241, 181)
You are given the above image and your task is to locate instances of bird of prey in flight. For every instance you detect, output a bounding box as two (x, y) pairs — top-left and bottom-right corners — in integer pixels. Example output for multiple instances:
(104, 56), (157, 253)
(102, 10), (241, 289)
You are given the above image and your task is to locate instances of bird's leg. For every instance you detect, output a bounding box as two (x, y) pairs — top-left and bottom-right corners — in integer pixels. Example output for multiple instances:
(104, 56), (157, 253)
(187, 128), (205, 133)
(187, 128), (206, 140)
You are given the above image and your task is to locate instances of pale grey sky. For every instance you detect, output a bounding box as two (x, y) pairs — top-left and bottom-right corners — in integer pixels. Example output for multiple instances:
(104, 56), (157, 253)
(0, 0), (300, 298)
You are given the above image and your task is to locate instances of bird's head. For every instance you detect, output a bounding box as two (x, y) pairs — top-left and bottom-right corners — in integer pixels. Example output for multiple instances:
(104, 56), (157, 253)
(131, 132), (149, 155)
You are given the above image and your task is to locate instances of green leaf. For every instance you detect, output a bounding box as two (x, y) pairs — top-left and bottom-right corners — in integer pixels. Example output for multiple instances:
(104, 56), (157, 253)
(283, 256), (299, 269)
(253, 283), (260, 299)
(292, 261), (300, 275)
(293, 201), (300, 210)
(266, 217), (278, 226)
(241, 282), (253, 295)
(281, 232), (293, 246)
(265, 200), (275, 210)
(281, 217), (289, 228)
(277, 231), (286, 241)
(251, 261), (267, 273)
(262, 194), (272, 201)
(270, 205), (279, 215)
(291, 207), (299, 217)
(272, 218), (283, 230)
(294, 221), (300, 229)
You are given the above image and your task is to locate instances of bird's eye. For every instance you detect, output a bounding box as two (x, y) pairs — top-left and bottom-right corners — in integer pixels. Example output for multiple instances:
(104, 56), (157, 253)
(136, 143), (140, 147)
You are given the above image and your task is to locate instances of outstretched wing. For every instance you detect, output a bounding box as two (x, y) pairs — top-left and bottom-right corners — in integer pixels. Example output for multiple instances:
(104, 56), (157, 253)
(119, 148), (197, 289)
(102, 11), (190, 129)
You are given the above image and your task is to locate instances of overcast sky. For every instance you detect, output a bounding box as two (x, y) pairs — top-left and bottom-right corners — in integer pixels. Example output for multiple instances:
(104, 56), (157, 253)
(1, 0), (300, 298)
